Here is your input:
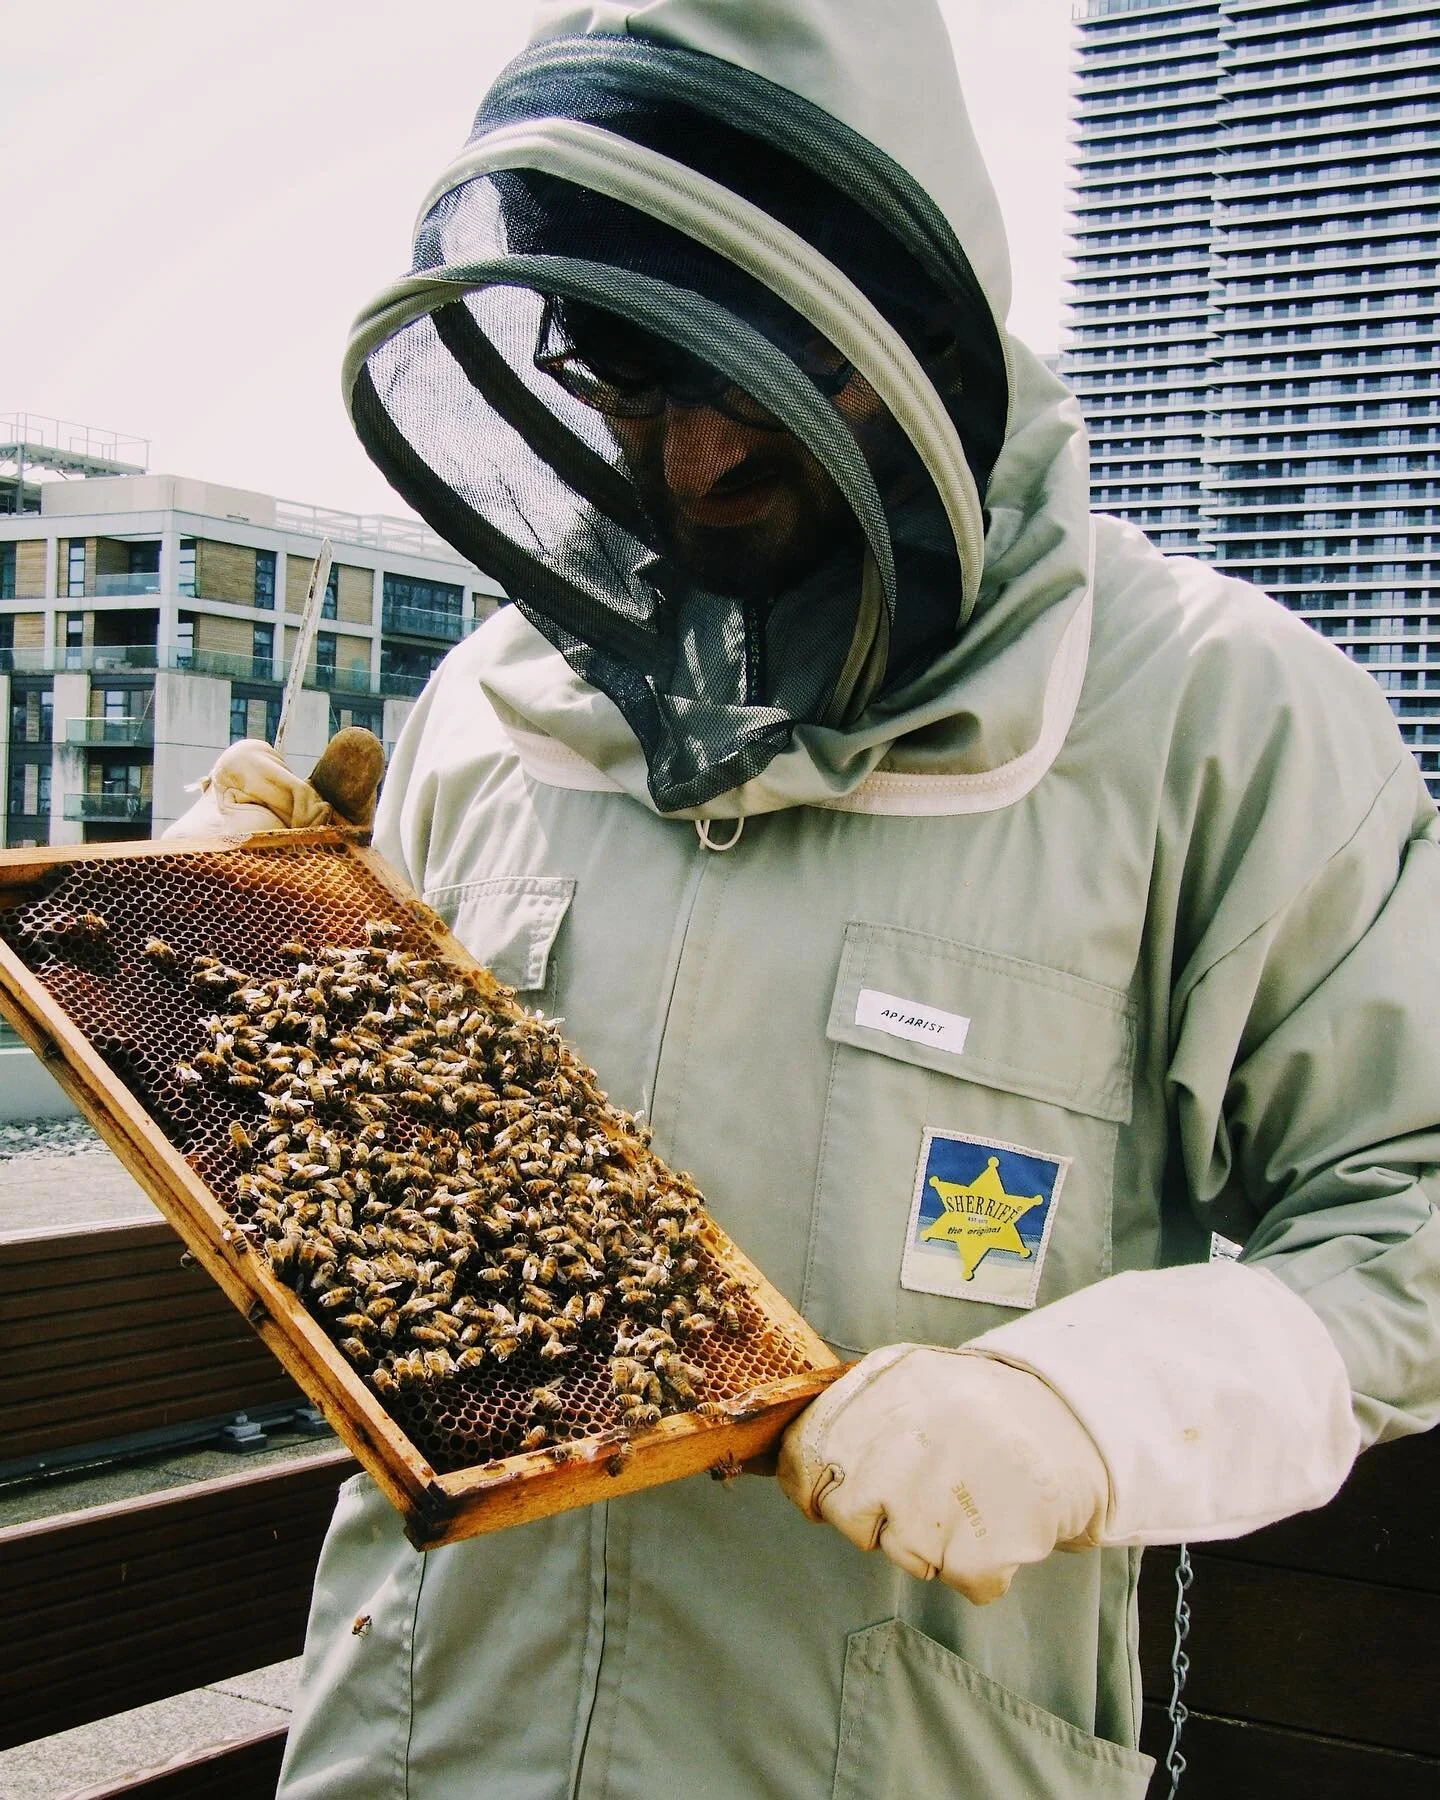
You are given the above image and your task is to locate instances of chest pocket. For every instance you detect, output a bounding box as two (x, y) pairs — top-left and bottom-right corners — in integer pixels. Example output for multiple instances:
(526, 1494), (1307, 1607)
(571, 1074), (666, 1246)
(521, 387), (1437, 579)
(423, 875), (575, 1009)
(801, 923), (1135, 1356)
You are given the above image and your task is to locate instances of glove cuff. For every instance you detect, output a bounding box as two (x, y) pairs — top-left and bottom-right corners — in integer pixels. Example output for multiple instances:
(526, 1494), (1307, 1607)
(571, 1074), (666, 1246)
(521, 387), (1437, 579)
(961, 1261), (1360, 1545)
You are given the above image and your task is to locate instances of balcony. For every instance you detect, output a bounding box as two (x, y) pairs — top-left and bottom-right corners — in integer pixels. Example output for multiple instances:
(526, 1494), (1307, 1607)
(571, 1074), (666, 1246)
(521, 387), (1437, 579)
(65, 717), (154, 747)
(62, 792), (152, 823)
(94, 573), (161, 598)
(381, 601), (466, 642)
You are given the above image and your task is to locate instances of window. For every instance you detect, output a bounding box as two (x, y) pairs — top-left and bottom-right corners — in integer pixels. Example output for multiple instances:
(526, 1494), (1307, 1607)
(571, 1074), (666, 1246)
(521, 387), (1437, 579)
(315, 631), (337, 683)
(0, 614), (12, 653)
(175, 613), (195, 667)
(323, 566), (338, 620)
(230, 690), (281, 744)
(330, 700), (382, 738)
(178, 539), (197, 598)
(66, 542), (86, 599)
(0, 543), (14, 599)
(252, 623), (274, 679)
(100, 763), (144, 798)
(254, 549), (276, 610)
(64, 612), (84, 669)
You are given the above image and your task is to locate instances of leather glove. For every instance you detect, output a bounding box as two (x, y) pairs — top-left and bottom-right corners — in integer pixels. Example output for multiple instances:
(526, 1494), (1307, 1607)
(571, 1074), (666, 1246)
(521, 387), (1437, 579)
(778, 1260), (1360, 1601)
(164, 729), (385, 839)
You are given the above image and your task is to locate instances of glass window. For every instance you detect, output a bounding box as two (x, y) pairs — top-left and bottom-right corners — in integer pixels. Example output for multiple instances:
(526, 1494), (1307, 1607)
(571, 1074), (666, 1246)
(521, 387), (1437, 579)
(315, 631), (337, 682)
(178, 539), (197, 598)
(323, 566), (339, 620)
(0, 543), (14, 599)
(254, 549), (276, 610)
(329, 700), (382, 737)
(229, 694), (248, 743)
(66, 542), (86, 599)
(252, 622), (274, 678)
(175, 613), (195, 667)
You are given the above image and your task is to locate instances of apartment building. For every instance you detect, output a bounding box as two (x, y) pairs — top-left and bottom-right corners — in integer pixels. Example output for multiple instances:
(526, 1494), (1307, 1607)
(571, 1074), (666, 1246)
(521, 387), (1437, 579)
(1067, 0), (1440, 800)
(0, 415), (502, 845)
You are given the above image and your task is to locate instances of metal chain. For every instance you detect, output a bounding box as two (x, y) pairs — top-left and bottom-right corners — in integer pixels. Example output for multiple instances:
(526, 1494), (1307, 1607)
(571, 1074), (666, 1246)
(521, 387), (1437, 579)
(1164, 1545), (1195, 1798)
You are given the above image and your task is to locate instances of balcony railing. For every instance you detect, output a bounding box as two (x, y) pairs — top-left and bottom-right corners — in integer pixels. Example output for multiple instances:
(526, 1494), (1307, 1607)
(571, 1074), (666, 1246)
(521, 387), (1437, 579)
(381, 601), (466, 642)
(62, 792), (152, 822)
(65, 717), (154, 747)
(1, 644), (161, 675)
(0, 641), (432, 701)
(94, 573), (161, 598)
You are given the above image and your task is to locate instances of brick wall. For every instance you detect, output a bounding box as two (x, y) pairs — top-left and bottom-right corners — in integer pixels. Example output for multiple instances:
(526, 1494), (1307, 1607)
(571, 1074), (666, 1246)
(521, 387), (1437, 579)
(196, 540), (258, 606)
(14, 542), (46, 599)
(11, 613), (44, 650)
(195, 614), (253, 658)
(336, 565), (373, 626)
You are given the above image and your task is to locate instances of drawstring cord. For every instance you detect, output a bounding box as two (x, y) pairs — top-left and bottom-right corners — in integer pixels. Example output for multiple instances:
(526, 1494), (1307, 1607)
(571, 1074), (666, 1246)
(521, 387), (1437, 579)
(695, 818), (745, 853)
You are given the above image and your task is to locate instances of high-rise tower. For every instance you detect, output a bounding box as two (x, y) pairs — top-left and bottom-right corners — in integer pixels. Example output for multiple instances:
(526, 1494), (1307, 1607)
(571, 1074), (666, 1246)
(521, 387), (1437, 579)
(1067, 0), (1440, 800)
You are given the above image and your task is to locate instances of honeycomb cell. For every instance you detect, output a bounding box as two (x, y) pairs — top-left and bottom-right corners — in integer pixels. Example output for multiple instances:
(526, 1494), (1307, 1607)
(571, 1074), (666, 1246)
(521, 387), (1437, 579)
(0, 843), (819, 1475)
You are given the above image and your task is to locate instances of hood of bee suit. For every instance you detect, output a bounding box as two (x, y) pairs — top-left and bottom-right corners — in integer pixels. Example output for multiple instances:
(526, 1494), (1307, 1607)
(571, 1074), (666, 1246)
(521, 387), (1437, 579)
(343, 0), (1092, 819)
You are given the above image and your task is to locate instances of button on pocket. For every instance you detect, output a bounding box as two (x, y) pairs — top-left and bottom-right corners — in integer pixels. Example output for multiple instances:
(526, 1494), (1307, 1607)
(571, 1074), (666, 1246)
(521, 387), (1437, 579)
(423, 875), (575, 1007)
(802, 923), (1135, 1354)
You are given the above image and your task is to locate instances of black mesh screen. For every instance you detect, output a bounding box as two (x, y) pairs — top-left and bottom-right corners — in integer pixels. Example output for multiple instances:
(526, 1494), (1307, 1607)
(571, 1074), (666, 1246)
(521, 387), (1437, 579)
(351, 34), (1001, 812)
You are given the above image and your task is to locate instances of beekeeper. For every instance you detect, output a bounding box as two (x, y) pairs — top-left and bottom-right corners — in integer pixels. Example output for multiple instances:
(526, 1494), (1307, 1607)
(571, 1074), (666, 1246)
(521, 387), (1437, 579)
(209, 2), (1440, 1794)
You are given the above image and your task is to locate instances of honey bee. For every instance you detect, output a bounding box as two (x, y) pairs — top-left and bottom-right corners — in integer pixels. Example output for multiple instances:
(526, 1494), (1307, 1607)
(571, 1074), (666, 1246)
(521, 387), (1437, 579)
(520, 1425), (549, 1453)
(143, 938), (178, 970)
(530, 1386), (564, 1417)
(173, 1062), (203, 1086)
(229, 1122), (254, 1161)
(340, 1338), (373, 1368)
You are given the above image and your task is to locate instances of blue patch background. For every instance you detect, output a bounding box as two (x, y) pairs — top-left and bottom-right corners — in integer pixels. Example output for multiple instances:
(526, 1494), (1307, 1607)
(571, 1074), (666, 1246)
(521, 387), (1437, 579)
(914, 1135), (1062, 1263)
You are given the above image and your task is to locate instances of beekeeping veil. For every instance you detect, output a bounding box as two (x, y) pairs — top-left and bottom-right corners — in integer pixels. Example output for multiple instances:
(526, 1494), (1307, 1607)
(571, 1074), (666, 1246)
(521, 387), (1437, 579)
(343, 3), (1016, 815)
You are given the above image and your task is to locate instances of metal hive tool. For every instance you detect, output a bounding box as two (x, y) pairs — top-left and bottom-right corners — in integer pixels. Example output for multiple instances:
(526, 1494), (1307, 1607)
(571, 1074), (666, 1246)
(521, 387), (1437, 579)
(0, 833), (839, 1547)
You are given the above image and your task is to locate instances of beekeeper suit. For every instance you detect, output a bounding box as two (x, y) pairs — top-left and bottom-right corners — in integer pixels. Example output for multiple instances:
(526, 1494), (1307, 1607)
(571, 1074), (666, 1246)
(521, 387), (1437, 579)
(266, 1), (1440, 1794)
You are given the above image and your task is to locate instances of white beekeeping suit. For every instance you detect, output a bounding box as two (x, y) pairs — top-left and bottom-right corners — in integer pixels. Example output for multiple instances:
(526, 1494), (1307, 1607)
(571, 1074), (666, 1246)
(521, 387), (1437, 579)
(271, 2), (1440, 1794)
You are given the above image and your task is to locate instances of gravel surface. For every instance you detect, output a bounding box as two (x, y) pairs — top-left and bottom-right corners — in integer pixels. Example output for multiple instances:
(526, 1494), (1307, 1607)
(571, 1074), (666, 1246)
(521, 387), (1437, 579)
(0, 1118), (102, 1161)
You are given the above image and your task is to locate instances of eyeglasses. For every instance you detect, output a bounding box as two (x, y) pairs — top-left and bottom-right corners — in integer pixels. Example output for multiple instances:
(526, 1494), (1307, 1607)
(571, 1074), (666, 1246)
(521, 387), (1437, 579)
(533, 297), (855, 430)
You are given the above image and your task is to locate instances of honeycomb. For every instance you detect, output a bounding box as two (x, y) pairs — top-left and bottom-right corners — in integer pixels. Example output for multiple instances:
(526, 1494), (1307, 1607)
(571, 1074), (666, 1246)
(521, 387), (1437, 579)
(0, 842), (819, 1475)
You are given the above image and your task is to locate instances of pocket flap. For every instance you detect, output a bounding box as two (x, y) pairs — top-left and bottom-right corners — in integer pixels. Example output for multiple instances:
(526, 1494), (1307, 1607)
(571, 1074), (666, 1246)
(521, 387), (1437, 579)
(424, 875), (575, 993)
(827, 923), (1134, 1125)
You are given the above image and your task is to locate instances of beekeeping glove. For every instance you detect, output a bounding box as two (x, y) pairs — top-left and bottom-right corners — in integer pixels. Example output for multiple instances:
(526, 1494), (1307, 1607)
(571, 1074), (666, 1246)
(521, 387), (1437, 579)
(164, 729), (385, 839)
(777, 1260), (1360, 1602)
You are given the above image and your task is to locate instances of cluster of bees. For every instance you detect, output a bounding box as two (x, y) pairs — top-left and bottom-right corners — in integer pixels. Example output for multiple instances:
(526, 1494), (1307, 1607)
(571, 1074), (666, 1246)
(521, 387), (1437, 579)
(153, 919), (743, 1453)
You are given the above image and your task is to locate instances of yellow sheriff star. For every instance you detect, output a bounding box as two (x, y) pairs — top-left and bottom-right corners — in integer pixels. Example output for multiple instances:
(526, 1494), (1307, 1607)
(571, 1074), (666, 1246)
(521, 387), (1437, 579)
(921, 1157), (1045, 1281)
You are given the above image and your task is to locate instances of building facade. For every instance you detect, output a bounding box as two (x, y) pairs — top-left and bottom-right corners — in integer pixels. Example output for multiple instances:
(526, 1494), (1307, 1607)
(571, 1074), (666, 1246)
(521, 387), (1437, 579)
(0, 423), (501, 846)
(1067, 0), (1440, 799)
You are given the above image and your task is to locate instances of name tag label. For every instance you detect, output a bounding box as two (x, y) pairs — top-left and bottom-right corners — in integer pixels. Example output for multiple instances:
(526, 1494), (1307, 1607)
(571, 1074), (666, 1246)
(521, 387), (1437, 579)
(855, 989), (971, 1057)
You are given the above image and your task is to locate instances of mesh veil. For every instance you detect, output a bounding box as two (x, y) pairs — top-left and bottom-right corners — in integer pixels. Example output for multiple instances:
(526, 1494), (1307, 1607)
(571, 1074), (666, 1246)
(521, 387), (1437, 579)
(346, 36), (1008, 813)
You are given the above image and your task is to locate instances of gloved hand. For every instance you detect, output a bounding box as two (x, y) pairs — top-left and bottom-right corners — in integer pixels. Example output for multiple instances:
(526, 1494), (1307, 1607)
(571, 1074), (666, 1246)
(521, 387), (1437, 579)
(777, 1260), (1361, 1601)
(164, 729), (385, 839)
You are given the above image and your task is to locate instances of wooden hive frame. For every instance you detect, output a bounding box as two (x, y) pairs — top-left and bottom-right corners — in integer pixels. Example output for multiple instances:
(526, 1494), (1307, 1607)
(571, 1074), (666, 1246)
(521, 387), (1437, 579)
(0, 831), (841, 1548)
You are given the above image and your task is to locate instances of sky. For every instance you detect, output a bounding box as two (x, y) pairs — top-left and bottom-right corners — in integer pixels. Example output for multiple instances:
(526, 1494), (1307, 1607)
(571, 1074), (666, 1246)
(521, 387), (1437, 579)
(2, 1), (1078, 520)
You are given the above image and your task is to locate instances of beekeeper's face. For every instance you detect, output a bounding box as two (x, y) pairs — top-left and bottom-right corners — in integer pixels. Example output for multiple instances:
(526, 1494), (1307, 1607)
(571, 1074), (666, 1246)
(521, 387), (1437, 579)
(537, 301), (888, 600)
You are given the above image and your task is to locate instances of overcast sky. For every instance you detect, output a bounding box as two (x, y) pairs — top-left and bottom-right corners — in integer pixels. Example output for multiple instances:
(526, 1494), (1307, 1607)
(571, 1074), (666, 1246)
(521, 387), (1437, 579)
(2, 1), (1078, 519)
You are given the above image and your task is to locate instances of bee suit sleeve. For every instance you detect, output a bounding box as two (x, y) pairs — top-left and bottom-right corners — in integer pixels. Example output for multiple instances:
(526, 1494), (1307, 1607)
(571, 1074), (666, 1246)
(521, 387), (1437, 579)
(781, 749), (1440, 1600)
